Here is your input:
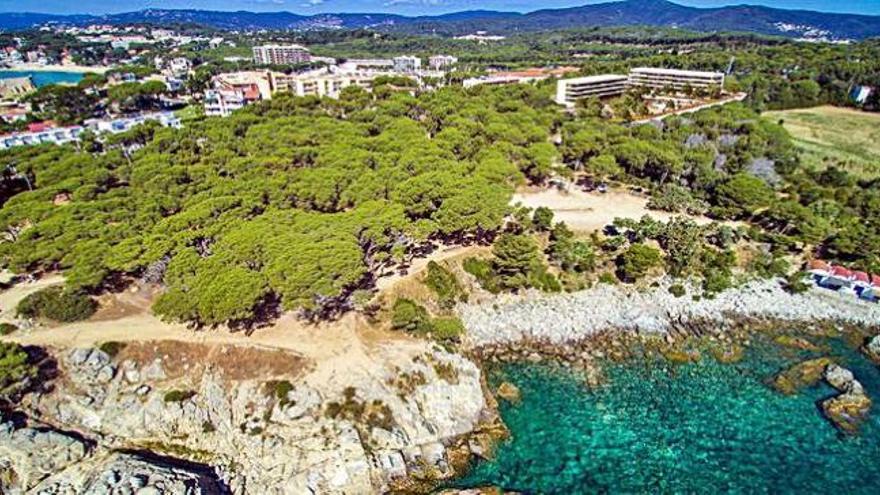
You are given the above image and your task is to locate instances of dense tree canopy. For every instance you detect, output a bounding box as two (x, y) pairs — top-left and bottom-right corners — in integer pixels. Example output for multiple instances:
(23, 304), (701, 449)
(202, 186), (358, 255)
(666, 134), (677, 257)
(0, 84), (558, 325)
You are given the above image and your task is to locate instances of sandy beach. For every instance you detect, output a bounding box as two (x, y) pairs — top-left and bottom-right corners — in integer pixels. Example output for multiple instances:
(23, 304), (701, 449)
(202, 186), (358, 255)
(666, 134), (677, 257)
(2, 63), (112, 74)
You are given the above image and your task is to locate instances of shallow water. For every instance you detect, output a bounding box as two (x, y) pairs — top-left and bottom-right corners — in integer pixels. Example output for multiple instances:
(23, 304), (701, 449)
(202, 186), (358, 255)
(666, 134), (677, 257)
(451, 334), (880, 493)
(0, 70), (84, 87)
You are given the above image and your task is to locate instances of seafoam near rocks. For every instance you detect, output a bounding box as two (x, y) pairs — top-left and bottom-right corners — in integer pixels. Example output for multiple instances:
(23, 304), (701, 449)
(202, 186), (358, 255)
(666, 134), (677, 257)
(459, 279), (880, 346)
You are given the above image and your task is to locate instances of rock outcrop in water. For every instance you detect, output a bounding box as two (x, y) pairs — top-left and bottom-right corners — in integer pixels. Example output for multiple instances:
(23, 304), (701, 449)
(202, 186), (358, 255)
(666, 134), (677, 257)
(863, 335), (880, 364)
(2, 345), (492, 494)
(821, 364), (872, 435)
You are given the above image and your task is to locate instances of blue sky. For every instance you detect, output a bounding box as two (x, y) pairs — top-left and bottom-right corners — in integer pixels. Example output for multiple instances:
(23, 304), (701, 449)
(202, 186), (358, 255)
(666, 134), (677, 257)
(2, 0), (879, 16)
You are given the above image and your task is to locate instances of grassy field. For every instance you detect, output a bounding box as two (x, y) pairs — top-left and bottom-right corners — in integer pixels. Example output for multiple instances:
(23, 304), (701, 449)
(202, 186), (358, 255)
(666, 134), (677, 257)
(764, 106), (880, 180)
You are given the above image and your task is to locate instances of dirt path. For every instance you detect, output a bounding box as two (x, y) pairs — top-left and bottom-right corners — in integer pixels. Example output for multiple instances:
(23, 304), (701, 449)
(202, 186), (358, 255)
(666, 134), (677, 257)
(512, 187), (719, 234)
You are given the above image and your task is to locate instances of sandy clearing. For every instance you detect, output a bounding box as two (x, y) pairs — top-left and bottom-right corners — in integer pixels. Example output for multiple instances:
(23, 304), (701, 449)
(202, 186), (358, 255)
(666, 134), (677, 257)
(512, 187), (718, 234)
(375, 244), (482, 292)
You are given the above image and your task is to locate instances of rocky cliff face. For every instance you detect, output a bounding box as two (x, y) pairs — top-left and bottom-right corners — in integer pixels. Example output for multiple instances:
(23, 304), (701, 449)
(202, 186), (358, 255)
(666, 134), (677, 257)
(2, 344), (490, 494)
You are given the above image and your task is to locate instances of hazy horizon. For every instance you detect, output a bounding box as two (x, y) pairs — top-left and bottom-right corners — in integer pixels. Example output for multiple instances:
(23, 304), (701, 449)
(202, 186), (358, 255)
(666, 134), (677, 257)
(2, 0), (879, 17)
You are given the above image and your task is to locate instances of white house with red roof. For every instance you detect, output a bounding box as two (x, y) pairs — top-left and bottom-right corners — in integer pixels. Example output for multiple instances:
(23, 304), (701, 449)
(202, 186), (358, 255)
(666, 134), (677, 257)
(808, 259), (879, 302)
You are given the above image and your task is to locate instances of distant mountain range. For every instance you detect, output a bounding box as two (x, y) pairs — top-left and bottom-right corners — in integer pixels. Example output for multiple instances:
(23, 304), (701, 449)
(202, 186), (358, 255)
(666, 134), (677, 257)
(2, 0), (880, 41)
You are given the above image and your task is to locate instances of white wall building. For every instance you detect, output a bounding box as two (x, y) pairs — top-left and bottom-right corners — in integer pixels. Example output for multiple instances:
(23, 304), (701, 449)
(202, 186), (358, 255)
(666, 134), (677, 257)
(204, 89), (247, 118)
(628, 67), (725, 92)
(0, 113), (181, 150)
(270, 70), (380, 99)
(555, 74), (629, 107)
(252, 44), (311, 65)
(429, 55), (458, 70)
(393, 56), (421, 73)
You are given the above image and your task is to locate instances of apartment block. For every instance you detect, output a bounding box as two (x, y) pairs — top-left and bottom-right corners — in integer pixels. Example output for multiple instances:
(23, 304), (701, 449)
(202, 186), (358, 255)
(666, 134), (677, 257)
(252, 44), (311, 65)
(628, 67), (725, 92)
(204, 89), (247, 117)
(429, 55), (458, 70)
(270, 71), (378, 99)
(555, 74), (629, 107)
(393, 56), (421, 73)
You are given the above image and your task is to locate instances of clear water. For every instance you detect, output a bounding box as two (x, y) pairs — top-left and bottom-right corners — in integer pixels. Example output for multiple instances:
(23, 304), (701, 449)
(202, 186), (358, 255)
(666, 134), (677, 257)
(0, 70), (84, 87)
(452, 334), (880, 493)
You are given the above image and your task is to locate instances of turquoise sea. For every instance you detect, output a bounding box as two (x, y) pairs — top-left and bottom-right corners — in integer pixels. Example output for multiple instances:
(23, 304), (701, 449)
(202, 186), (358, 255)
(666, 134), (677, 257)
(451, 333), (880, 493)
(0, 70), (84, 87)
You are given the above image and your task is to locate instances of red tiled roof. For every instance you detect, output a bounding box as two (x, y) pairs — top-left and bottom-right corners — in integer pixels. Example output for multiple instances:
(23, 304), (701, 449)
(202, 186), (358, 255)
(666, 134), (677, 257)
(808, 259), (832, 272)
(831, 266), (853, 278)
(853, 271), (870, 283)
(27, 121), (58, 133)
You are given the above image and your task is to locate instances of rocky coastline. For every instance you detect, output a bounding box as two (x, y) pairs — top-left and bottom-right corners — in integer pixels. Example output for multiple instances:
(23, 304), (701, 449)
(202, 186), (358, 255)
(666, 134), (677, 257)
(1, 344), (500, 494)
(458, 279), (880, 349)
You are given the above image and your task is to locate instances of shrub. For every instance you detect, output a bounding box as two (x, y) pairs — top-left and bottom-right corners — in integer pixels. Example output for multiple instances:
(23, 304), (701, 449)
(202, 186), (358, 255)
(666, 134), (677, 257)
(0, 323), (17, 336)
(0, 342), (38, 404)
(98, 341), (126, 358)
(668, 284), (686, 298)
(784, 272), (811, 294)
(431, 317), (465, 343)
(17, 287), (96, 322)
(463, 257), (501, 294)
(164, 390), (196, 403)
(424, 261), (466, 309)
(598, 272), (618, 285)
(390, 298), (432, 335)
(617, 243), (663, 282)
(529, 267), (562, 292)
(531, 206), (555, 232)
(265, 380), (294, 404)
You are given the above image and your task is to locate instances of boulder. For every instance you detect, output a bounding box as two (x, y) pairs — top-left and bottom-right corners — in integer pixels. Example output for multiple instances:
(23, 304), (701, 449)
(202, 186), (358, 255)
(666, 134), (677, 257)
(774, 335), (821, 352)
(824, 364), (855, 392)
(821, 392), (872, 435)
(863, 335), (880, 363)
(771, 357), (834, 395)
(496, 382), (521, 403)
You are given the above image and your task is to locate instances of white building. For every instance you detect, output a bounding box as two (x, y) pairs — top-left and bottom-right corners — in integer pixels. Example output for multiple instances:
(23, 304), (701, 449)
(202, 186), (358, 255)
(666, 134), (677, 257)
(0, 113), (181, 150)
(555, 75), (629, 107)
(270, 70), (381, 99)
(168, 58), (192, 78)
(628, 67), (725, 92)
(339, 59), (394, 73)
(252, 44), (311, 65)
(204, 89), (247, 118)
(429, 55), (458, 70)
(393, 56), (421, 73)
(86, 112), (181, 134)
(0, 126), (83, 150)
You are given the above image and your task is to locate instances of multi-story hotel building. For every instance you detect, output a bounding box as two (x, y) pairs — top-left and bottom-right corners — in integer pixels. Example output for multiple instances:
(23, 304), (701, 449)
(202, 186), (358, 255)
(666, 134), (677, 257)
(252, 44), (311, 65)
(555, 74), (629, 107)
(628, 67), (725, 92)
(392, 56), (421, 73)
(270, 71), (379, 99)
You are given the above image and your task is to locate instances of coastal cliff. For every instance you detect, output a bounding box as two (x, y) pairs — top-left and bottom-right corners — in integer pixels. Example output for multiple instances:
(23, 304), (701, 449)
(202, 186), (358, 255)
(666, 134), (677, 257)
(1, 344), (491, 494)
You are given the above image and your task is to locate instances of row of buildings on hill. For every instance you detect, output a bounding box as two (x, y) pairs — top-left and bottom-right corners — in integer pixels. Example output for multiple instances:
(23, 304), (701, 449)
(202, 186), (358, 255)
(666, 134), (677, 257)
(555, 67), (726, 107)
(250, 44), (457, 73)
(203, 46), (459, 117)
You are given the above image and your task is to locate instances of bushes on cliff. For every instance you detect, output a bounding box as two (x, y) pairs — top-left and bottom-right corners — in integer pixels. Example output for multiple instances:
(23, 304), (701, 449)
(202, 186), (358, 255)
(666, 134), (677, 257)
(391, 298), (433, 334)
(424, 261), (467, 309)
(16, 287), (96, 323)
(0, 342), (38, 405)
(390, 298), (464, 343)
(617, 243), (663, 282)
